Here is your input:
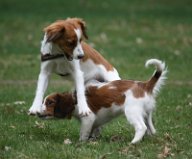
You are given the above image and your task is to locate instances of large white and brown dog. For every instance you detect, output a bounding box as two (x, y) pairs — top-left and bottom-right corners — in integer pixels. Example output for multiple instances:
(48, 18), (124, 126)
(29, 18), (120, 115)
(39, 59), (167, 144)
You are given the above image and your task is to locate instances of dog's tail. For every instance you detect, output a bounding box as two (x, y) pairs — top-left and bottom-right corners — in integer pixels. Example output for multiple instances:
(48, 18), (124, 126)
(145, 59), (167, 96)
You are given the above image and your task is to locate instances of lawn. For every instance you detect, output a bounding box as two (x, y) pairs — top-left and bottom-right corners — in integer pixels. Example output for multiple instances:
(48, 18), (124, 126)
(0, 0), (192, 158)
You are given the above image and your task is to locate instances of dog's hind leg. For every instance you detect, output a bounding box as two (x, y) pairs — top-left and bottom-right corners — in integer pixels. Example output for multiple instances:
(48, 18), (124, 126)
(125, 104), (147, 144)
(146, 111), (156, 135)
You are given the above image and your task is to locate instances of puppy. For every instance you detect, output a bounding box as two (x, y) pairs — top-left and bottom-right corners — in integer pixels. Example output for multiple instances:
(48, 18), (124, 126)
(39, 59), (167, 144)
(29, 18), (120, 116)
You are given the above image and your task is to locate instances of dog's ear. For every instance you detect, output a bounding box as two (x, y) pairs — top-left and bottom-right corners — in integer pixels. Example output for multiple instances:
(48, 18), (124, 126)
(54, 93), (75, 119)
(44, 23), (65, 42)
(75, 18), (88, 40)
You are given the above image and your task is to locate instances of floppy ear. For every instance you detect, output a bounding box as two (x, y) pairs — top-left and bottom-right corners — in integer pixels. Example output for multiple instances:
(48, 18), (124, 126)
(44, 25), (65, 42)
(54, 93), (75, 119)
(75, 18), (88, 40)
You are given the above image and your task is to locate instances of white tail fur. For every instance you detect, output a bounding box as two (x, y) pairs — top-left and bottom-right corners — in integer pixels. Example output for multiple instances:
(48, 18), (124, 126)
(145, 59), (167, 96)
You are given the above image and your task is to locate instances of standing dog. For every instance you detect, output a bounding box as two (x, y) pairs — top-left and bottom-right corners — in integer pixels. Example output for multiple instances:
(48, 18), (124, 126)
(39, 59), (167, 144)
(29, 18), (120, 115)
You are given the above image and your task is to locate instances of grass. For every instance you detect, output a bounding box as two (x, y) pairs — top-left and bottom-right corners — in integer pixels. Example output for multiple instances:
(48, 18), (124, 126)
(0, 0), (192, 158)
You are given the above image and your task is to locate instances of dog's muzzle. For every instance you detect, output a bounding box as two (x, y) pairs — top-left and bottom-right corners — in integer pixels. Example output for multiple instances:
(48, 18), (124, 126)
(77, 54), (84, 59)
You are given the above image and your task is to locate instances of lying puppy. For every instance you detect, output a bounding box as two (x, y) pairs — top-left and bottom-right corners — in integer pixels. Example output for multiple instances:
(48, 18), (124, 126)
(39, 59), (167, 144)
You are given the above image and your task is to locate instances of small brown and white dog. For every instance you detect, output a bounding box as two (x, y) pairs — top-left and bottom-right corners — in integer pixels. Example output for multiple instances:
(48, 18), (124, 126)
(29, 18), (120, 116)
(39, 59), (167, 144)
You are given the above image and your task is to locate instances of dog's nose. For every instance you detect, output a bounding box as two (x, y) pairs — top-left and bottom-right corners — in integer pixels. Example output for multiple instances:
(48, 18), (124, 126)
(77, 54), (84, 59)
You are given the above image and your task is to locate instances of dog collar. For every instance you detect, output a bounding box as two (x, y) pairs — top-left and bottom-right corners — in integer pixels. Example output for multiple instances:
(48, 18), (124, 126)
(41, 53), (65, 62)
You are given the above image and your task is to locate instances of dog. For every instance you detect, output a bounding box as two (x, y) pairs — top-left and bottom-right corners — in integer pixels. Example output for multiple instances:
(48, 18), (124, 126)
(29, 18), (120, 116)
(38, 59), (167, 144)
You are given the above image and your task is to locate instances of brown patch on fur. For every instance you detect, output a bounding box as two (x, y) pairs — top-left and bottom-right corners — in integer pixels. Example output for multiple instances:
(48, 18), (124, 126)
(86, 80), (139, 113)
(81, 42), (114, 71)
(132, 82), (145, 98)
(109, 80), (146, 98)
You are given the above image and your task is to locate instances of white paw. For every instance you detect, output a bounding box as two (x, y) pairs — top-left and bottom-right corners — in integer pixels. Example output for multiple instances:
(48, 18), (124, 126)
(28, 105), (42, 115)
(77, 101), (92, 116)
(151, 129), (156, 135)
(147, 129), (156, 135)
(131, 127), (147, 144)
(79, 136), (89, 141)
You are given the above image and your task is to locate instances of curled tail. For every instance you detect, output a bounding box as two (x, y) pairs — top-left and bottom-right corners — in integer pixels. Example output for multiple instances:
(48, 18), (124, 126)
(145, 59), (167, 96)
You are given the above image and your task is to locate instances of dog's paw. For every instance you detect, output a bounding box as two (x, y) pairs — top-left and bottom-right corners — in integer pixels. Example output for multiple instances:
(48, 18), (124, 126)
(79, 136), (89, 142)
(77, 101), (92, 116)
(146, 129), (156, 136)
(28, 106), (42, 115)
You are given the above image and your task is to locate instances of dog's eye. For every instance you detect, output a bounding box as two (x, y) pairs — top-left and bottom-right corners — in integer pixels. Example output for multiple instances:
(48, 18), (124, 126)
(46, 100), (55, 106)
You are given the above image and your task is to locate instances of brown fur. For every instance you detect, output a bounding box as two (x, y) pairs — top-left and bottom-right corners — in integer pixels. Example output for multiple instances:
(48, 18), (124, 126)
(81, 42), (114, 71)
(145, 71), (162, 93)
(86, 80), (147, 112)
(44, 93), (76, 119)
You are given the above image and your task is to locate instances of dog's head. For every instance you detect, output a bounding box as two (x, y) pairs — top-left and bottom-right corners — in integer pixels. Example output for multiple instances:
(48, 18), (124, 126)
(44, 18), (88, 60)
(38, 92), (76, 119)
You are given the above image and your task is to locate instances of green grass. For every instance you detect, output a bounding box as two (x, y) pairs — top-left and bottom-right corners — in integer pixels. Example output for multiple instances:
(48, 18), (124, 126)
(0, 0), (192, 158)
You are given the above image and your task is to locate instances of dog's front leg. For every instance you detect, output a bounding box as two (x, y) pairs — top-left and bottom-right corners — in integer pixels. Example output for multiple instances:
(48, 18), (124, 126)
(29, 61), (54, 115)
(79, 114), (95, 141)
(69, 60), (91, 116)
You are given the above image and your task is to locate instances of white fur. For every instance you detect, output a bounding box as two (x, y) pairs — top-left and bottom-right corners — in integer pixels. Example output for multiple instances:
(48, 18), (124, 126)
(80, 59), (120, 82)
(145, 59), (165, 71)
(73, 29), (84, 59)
(29, 34), (120, 115)
(41, 95), (48, 112)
